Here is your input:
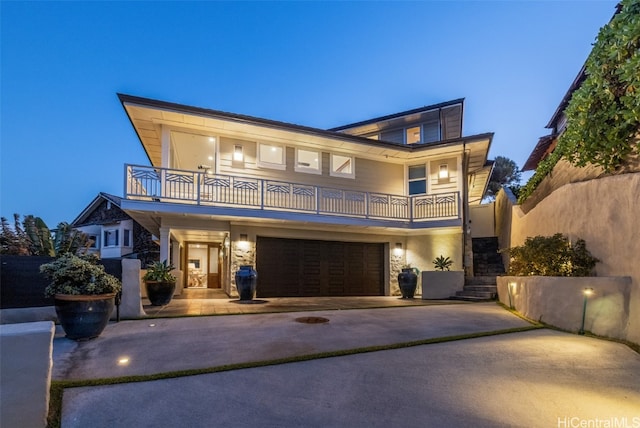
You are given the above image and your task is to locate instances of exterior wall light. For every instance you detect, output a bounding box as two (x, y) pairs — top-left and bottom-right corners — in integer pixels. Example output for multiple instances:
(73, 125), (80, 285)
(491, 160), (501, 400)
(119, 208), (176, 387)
(233, 145), (244, 162)
(393, 242), (403, 256)
(439, 164), (449, 179)
(579, 287), (594, 335)
(240, 234), (248, 242)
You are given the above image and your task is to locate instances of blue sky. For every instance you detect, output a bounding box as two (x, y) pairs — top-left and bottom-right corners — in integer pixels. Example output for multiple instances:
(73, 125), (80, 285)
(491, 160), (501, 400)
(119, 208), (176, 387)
(1, 1), (617, 228)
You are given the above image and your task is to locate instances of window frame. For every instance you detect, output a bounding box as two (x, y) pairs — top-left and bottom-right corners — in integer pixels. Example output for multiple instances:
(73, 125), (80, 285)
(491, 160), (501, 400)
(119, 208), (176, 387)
(407, 164), (427, 195)
(294, 148), (322, 175)
(257, 142), (286, 170)
(103, 229), (119, 248)
(329, 153), (355, 179)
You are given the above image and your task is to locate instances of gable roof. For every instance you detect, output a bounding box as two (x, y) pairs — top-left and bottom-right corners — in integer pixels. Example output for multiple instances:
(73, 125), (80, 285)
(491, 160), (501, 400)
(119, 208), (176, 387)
(71, 192), (124, 226)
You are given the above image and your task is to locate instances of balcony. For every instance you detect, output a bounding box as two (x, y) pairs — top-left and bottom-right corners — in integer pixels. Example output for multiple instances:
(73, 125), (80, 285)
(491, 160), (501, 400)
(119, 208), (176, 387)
(124, 164), (461, 227)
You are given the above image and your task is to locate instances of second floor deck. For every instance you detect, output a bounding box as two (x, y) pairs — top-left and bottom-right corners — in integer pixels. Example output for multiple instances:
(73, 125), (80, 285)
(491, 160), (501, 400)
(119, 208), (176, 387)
(124, 164), (462, 228)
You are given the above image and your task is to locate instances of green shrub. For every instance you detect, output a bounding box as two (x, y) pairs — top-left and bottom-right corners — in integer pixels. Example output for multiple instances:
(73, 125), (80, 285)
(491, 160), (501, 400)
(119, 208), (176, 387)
(505, 233), (599, 277)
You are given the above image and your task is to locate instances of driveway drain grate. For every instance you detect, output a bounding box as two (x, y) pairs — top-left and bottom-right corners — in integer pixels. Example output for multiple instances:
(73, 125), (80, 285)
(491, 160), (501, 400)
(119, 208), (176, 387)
(295, 316), (329, 324)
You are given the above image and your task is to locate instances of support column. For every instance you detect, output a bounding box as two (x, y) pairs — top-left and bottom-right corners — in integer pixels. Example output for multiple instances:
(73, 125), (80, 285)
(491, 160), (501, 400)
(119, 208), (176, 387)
(159, 227), (170, 263)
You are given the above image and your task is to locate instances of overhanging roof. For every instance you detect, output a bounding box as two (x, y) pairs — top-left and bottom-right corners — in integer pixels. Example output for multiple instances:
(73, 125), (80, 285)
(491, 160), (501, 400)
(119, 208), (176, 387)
(117, 94), (492, 176)
(328, 98), (465, 132)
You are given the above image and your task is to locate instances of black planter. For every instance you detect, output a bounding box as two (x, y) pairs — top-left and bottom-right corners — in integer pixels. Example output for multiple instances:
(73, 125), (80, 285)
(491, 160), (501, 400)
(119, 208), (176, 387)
(398, 268), (418, 299)
(235, 265), (257, 300)
(54, 293), (116, 340)
(145, 281), (176, 306)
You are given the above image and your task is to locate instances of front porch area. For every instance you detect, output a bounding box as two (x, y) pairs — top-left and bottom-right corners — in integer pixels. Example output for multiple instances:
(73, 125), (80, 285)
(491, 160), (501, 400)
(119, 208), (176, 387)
(142, 290), (469, 317)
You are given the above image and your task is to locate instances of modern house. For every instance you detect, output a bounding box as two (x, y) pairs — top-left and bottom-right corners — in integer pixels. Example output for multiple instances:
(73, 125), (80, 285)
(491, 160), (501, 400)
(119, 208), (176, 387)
(118, 94), (494, 297)
(71, 192), (158, 266)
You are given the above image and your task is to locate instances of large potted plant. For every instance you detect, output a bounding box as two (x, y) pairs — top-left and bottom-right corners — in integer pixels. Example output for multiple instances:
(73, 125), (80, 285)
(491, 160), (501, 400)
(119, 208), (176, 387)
(41, 253), (122, 340)
(143, 260), (176, 306)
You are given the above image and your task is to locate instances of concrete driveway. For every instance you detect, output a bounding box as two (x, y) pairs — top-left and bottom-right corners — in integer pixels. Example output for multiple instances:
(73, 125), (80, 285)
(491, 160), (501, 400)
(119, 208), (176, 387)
(55, 303), (640, 427)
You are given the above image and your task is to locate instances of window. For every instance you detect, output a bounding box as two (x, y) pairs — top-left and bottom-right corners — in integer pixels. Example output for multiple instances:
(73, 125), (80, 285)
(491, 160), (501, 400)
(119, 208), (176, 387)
(406, 126), (421, 144)
(295, 149), (321, 174)
(330, 154), (354, 178)
(408, 165), (427, 195)
(88, 235), (98, 248)
(123, 229), (131, 247)
(104, 230), (119, 247)
(257, 143), (285, 170)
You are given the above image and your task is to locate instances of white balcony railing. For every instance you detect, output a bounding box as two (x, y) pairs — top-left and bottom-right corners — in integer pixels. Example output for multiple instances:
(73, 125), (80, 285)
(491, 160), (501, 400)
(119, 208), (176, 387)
(125, 164), (460, 223)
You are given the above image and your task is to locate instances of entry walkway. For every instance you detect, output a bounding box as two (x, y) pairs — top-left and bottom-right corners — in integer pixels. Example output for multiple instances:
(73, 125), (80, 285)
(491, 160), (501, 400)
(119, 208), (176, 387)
(142, 293), (460, 317)
(54, 303), (640, 427)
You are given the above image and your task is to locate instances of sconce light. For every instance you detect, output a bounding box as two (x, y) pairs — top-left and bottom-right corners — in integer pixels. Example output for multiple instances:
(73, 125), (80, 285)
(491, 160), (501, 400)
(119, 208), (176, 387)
(234, 145), (244, 162)
(439, 164), (449, 179)
(223, 235), (230, 248)
(579, 287), (594, 335)
(393, 242), (403, 256)
(240, 233), (248, 242)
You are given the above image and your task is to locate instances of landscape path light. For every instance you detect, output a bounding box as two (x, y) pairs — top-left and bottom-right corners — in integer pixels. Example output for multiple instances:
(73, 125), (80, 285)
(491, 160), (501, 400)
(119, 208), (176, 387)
(579, 287), (594, 335)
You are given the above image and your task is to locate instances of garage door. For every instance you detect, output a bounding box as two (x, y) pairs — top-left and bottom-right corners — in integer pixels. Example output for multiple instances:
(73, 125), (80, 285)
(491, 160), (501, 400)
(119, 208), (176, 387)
(256, 237), (384, 297)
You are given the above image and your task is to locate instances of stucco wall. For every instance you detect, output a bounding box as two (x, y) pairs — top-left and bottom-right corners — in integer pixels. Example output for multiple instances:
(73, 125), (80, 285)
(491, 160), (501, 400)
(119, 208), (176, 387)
(497, 276), (632, 339)
(469, 203), (495, 238)
(507, 173), (640, 344)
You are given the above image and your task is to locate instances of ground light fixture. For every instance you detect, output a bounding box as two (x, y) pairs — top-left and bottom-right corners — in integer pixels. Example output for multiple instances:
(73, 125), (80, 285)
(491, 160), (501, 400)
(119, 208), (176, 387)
(579, 287), (594, 335)
(508, 282), (517, 309)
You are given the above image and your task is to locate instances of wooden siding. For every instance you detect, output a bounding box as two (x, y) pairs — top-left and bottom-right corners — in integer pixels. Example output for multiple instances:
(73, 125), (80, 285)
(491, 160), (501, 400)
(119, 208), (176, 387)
(218, 137), (405, 195)
(441, 105), (462, 140)
(380, 129), (404, 144)
(430, 158), (459, 194)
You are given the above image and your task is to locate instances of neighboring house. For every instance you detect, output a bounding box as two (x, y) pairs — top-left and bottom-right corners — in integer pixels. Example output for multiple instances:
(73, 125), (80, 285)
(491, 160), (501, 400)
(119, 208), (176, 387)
(118, 94), (494, 297)
(71, 192), (158, 265)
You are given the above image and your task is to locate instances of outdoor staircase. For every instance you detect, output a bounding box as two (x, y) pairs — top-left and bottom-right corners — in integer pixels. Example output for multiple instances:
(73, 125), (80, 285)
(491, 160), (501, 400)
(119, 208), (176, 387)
(452, 237), (505, 302)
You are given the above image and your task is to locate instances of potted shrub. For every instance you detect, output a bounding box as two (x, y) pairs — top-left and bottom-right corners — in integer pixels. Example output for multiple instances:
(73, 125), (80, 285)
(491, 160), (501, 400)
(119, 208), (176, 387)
(143, 260), (177, 306)
(41, 253), (122, 340)
(422, 255), (464, 300)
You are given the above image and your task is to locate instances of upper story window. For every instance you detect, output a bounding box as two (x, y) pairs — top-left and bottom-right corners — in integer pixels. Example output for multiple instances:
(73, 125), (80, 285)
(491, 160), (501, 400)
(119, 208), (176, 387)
(104, 230), (119, 247)
(408, 164), (427, 195)
(295, 148), (321, 174)
(406, 126), (421, 144)
(330, 154), (354, 179)
(257, 143), (286, 170)
(123, 229), (131, 247)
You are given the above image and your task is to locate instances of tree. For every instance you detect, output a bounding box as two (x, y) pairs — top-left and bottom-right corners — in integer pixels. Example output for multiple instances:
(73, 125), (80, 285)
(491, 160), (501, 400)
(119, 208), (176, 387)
(485, 156), (522, 200)
(0, 214), (90, 256)
(0, 215), (31, 255)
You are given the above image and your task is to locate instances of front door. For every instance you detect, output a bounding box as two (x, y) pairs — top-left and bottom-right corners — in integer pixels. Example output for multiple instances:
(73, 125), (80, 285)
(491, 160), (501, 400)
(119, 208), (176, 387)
(207, 244), (221, 288)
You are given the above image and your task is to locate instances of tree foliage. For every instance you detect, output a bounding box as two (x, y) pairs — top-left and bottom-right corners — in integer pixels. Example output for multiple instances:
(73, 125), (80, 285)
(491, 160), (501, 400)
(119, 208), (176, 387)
(486, 156), (522, 200)
(520, 0), (640, 202)
(0, 214), (91, 256)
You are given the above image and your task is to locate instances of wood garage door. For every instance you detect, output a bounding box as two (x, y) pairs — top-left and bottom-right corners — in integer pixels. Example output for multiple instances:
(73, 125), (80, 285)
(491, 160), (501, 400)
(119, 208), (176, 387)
(256, 237), (384, 297)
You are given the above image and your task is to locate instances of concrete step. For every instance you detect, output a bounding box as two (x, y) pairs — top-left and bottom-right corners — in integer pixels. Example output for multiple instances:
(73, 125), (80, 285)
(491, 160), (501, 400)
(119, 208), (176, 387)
(465, 276), (499, 286)
(449, 295), (496, 302)
(455, 290), (496, 299)
(462, 285), (497, 292)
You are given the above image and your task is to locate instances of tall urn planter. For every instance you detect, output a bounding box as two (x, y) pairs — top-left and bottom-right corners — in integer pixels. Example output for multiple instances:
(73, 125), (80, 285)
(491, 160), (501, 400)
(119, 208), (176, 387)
(398, 267), (419, 299)
(235, 265), (257, 301)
